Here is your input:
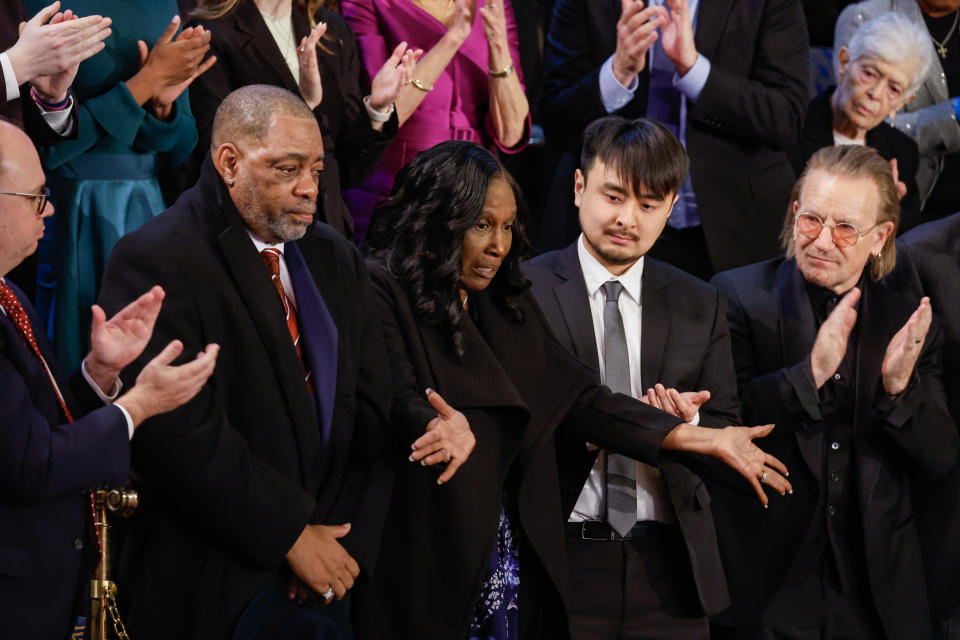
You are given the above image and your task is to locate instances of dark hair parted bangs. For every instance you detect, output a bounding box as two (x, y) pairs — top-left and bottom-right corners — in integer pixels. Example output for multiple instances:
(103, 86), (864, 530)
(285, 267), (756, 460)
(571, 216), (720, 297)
(580, 117), (689, 200)
(366, 141), (530, 358)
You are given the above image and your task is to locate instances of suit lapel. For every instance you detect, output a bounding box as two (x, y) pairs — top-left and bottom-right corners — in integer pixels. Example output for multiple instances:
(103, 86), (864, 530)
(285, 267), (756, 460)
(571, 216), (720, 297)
(640, 260), (669, 390)
(552, 243), (601, 372)
(777, 261), (824, 474)
(694, 0), (735, 59)
(217, 221), (319, 482)
(234, 1), (300, 93)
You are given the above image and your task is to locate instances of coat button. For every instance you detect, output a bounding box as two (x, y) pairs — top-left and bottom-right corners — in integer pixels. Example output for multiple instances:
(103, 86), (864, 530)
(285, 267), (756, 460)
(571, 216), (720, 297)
(827, 505), (836, 516)
(74, 538), (84, 551)
(833, 373), (841, 380)
(831, 441), (840, 450)
(831, 472), (840, 482)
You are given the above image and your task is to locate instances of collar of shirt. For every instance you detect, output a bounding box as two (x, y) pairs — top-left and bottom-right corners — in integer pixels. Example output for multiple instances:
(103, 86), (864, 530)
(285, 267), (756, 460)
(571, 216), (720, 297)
(577, 234), (644, 305)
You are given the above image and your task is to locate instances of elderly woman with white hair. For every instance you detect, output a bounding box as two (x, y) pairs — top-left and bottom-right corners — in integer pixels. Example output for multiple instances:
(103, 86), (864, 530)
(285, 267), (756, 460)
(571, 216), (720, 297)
(791, 11), (934, 231)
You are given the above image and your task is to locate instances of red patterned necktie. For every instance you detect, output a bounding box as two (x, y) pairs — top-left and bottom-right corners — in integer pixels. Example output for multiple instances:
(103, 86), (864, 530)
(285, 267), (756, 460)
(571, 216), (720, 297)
(260, 249), (314, 393)
(0, 280), (74, 422)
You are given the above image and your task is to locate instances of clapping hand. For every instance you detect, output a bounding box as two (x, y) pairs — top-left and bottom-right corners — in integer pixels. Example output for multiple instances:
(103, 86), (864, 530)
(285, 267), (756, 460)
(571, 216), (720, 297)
(642, 384), (709, 423)
(810, 287), (859, 388)
(881, 296), (932, 395)
(448, 0), (476, 46)
(298, 21), (327, 109)
(8, 1), (112, 103)
(132, 15), (217, 120)
(659, 0), (698, 76)
(369, 42), (422, 113)
(409, 389), (476, 485)
(611, 0), (666, 86)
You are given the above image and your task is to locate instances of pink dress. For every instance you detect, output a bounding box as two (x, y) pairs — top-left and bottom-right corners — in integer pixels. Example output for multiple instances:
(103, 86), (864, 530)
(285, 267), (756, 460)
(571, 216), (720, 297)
(342, 0), (529, 238)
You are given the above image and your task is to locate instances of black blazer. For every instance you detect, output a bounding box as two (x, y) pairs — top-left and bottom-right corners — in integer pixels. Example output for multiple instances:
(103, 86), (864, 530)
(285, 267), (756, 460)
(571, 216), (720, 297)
(790, 87), (922, 232)
(357, 262), (684, 640)
(711, 258), (959, 637)
(96, 161), (394, 640)
(536, 0), (809, 271)
(0, 280), (129, 640)
(186, 0), (397, 237)
(524, 244), (741, 616)
(888, 213), (960, 624)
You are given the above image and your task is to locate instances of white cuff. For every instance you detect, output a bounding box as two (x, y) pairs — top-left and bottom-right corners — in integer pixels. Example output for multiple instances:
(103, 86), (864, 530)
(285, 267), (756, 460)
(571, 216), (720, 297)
(688, 410), (700, 426)
(599, 56), (638, 113)
(115, 403), (134, 440)
(38, 94), (74, 135)
(81, 358), (124, 402)
(363, 95), (394, 123)
(0, 52), (20, 102)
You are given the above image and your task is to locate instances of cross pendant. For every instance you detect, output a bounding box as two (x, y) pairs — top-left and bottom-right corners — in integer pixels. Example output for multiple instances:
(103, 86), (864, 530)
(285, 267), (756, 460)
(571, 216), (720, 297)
(939, 44), (949, 58)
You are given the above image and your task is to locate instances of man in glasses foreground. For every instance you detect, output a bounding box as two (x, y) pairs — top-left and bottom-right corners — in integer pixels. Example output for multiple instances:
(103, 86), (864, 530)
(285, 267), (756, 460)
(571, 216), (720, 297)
(710, 145), (958, 639)
(0, 118), (218, 639)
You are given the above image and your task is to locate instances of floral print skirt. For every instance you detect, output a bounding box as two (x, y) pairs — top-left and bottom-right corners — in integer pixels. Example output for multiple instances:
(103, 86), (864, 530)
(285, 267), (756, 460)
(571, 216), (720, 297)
(468, 502), (520, 640)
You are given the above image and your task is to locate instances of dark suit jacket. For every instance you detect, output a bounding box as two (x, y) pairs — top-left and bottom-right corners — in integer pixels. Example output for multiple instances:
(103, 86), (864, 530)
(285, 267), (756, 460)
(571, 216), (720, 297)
(358, 262), (684, 640)
(790, 87), (922, 232)
(524, 244), (741, 616)
(96, 160), (394, 640)
(187, 0), (397, 237)
(888, 213), (960, 624)
(711, 258), (959, 637)
(0, 280), (129, 640)
(536, 0), (809, 271)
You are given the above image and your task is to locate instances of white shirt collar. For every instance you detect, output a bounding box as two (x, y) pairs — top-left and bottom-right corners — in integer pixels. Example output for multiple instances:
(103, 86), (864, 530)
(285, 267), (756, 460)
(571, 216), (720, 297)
(247, 229), (285, 256)
(577, 234), (644, 303)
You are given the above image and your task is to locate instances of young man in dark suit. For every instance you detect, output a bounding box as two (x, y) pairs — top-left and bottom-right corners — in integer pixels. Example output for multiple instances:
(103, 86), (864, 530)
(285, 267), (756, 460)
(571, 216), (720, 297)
(711, 145), (958, 639)
(97, 84), (395, 640)
(536, 0), (809, 278)
(0, 118), (217, 640)
(525, 116), (743, 639)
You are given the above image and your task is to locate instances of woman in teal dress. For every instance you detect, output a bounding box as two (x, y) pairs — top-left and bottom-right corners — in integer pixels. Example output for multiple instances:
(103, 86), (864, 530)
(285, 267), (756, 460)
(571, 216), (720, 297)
(26, 0), (214, 369)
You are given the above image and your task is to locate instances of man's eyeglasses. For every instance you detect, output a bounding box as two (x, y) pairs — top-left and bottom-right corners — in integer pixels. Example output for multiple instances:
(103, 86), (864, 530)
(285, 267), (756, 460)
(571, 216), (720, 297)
(795, 212), (876, 248)
(0, 187), (50, 214)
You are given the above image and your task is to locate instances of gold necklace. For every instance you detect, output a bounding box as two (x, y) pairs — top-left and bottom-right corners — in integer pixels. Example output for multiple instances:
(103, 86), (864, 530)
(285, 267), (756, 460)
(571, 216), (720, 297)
(931, 9), (960, 59)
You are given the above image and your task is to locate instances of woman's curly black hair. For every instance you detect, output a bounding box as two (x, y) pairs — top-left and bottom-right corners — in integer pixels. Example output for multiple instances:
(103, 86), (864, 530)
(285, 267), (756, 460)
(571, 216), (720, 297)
(366, 140), (530, 358)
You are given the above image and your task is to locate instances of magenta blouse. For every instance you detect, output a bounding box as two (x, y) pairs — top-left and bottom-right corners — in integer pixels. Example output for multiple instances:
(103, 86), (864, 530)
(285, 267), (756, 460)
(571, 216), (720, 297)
(342, 0), (529, 237)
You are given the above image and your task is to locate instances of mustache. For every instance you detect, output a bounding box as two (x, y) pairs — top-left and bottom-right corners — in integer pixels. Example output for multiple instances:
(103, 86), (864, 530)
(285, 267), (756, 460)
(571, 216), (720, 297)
(604, 228), (640, 241)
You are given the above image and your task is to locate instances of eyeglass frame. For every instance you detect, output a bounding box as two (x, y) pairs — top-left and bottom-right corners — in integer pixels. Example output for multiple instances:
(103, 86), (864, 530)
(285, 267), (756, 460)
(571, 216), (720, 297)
(0, 187), (50, 214)
(793, 210), (879, 248)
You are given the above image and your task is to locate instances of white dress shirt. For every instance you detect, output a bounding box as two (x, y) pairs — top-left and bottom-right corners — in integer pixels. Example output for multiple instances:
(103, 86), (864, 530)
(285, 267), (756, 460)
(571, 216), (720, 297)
(568, 235), (675, 524)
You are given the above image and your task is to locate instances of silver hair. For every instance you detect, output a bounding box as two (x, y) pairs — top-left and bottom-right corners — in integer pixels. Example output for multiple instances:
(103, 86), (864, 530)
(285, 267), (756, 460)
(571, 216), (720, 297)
(211, 84), (315, 153)
(839, 11), (934, 95)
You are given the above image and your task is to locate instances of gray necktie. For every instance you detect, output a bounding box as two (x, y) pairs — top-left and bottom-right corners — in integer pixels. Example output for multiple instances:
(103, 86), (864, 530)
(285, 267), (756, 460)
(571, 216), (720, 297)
(602, 281), (637, 537)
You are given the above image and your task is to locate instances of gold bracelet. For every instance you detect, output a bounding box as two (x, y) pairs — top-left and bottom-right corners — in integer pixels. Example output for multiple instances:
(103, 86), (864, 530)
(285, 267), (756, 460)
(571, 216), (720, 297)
(409, 78), (433, 92)
(488, 62), (514, 78)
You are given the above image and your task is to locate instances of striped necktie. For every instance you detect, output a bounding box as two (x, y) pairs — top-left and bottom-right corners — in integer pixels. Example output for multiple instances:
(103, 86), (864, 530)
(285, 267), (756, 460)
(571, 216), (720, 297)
(260, 249), (314, 393)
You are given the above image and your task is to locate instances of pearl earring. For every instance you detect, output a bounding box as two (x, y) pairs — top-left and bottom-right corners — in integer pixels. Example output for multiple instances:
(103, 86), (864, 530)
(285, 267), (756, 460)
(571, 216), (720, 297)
(226, 178), (235, 186)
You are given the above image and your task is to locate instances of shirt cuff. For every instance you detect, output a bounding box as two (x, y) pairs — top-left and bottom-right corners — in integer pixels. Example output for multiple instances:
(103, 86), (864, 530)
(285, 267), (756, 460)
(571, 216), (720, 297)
(38, 95), (74, 135)
(115, 403), (135, 440)
(0, 52), (20, 102)
(599, 56), (638, 113)
(689, 410), (701, 426)
(81, 358), (124, 402)
(673, 53), (710, 102)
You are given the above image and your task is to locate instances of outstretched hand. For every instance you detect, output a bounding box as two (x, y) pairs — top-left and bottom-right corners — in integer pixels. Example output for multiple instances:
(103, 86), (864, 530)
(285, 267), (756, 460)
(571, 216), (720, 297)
(297, 21), (327, 109)
(409, 389), (475, 485)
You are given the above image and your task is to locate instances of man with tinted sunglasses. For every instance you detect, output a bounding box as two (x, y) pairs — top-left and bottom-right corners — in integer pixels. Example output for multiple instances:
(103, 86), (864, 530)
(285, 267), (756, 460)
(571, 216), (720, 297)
(710, 145), (958, 639)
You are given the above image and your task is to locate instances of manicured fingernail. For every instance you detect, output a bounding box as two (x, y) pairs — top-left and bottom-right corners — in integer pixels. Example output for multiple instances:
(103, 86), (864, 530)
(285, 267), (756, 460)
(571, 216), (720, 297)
(408, 454), (415, 462)
(763, 503), (768, 509)
(788, 489), (793, 495)
(437, 479), (444, 485)
(420, 460), (426, 466)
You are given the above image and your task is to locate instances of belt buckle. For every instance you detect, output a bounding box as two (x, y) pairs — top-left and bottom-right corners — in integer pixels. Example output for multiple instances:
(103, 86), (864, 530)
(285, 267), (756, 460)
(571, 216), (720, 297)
(580, 521), (615, 541)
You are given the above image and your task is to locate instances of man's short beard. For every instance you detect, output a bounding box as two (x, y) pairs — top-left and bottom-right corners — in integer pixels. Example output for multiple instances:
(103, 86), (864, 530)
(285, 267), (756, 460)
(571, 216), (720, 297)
(235, 179), (312, 243)
(584, 233), (640, 266)
(262, 212), (310, 243)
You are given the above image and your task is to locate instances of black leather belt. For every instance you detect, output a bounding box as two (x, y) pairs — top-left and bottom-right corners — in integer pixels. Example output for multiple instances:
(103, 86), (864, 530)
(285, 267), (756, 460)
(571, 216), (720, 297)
(565, 520), (673, 541)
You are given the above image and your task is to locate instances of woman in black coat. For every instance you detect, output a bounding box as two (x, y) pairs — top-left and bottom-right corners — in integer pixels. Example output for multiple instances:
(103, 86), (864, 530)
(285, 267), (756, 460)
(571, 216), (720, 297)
(185, 0), (418, 237)
(357, 141), (791, 639)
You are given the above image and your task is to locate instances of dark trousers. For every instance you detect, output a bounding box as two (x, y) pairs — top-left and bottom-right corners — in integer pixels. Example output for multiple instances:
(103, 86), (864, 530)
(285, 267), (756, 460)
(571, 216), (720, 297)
(646, 224), (713, 282)
(566, 522), (708, 640)
(760, 559), (885, 640)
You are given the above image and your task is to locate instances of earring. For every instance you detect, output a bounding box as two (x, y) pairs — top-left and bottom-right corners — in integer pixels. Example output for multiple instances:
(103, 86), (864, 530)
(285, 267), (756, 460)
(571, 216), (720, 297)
(226, 178), (235, 186)
(875, 251), (882, 258)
